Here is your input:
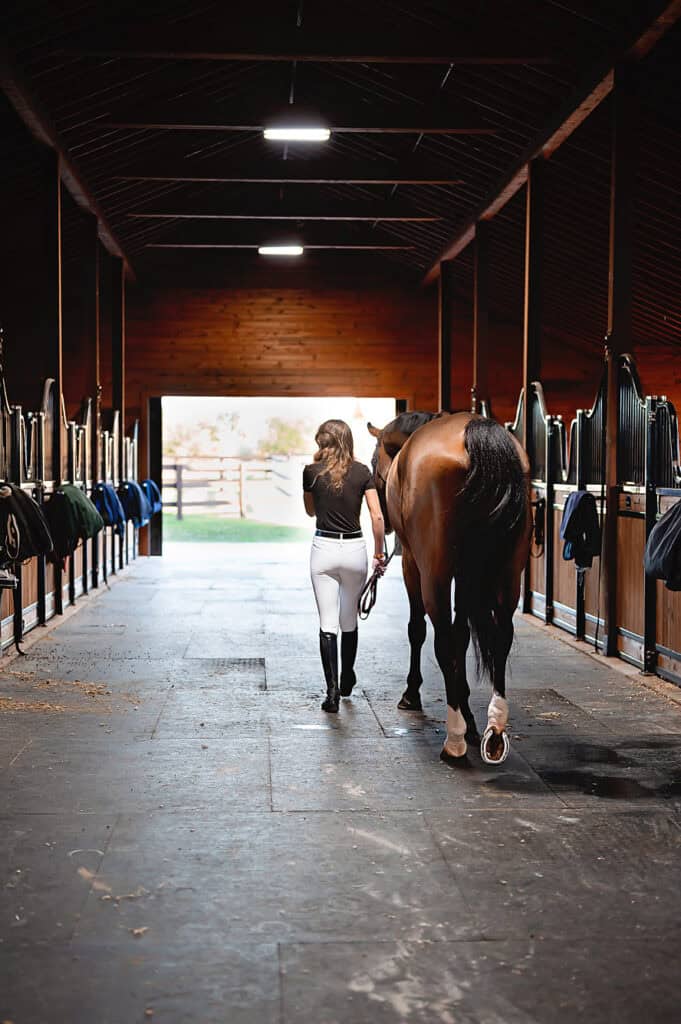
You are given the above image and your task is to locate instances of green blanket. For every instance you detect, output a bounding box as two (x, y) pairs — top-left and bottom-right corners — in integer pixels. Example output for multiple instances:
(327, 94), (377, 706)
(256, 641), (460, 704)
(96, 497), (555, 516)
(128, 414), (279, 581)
(45, 484), (104, 567)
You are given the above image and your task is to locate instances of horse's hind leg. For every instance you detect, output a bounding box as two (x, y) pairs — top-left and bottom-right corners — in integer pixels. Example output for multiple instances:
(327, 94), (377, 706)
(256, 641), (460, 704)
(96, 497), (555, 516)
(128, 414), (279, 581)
(398, 546), (427, 712)
(453, 596), (480, 744)
(481, 600), (514, 765)
(425, 581), (468, 763)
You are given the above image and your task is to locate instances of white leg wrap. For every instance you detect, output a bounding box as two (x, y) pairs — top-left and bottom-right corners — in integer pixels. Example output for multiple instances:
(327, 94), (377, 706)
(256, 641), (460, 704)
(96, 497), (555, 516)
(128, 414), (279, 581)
(481, 692), (511, 765)
(443, 706), (467, 758)
(486, 692), (509, 734)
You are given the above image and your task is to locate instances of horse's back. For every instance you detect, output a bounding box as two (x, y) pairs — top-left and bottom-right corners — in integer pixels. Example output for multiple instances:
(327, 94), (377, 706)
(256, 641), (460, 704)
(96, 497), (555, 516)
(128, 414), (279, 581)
(397, 412), (472, 482)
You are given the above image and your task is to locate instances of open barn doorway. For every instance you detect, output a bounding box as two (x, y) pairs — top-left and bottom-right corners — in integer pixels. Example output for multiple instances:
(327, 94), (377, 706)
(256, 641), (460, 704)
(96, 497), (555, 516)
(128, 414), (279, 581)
(152, 396), (398, 553)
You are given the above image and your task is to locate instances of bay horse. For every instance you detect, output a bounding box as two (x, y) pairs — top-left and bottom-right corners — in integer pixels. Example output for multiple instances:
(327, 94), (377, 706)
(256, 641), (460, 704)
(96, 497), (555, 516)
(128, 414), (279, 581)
(368, 411), (531, 764)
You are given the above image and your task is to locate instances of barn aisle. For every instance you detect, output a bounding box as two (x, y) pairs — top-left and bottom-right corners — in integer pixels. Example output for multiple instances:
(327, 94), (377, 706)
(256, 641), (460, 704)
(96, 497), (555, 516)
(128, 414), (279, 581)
(1, 544), (680, 1023)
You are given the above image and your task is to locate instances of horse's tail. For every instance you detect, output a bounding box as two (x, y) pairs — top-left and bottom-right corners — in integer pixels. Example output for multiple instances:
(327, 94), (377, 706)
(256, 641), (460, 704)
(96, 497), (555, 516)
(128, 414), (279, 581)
(457, 417), (528, 685)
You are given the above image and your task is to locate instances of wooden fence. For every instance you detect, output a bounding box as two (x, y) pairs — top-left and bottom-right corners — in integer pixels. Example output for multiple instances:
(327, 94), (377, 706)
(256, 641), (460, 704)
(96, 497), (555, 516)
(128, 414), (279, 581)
(162, 456), (273, 519)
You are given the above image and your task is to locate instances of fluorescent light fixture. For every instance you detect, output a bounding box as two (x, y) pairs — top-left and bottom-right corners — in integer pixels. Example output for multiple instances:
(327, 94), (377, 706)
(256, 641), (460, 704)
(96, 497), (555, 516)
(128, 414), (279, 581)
(264, 127), (330, 142)
(258, 245), (304, 256)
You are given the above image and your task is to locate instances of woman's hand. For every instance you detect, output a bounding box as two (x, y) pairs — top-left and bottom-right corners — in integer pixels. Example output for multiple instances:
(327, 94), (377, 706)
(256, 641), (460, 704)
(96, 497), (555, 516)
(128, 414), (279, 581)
(372, 553), (386, 577)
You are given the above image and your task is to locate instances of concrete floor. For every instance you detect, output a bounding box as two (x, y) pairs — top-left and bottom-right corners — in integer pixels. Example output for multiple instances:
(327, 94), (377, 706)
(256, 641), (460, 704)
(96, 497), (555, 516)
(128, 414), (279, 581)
(1, 542), (681, 1023)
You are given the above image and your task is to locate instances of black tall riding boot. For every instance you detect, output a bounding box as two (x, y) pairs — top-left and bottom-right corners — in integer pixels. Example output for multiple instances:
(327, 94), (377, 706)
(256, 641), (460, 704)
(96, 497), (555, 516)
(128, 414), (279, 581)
(319, 630), (339, 713)
(339, 628), (358, 697)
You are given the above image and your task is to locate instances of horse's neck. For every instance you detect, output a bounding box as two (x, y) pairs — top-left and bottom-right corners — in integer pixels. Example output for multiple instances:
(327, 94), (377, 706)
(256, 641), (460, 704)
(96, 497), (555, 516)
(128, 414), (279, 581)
(383, 429), (410, 459)
(387, 446), (403, 487)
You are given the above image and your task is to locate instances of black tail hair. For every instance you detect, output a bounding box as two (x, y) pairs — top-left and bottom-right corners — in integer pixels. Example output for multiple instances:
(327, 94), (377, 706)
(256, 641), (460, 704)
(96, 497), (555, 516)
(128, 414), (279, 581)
(457, 418), (528, 684)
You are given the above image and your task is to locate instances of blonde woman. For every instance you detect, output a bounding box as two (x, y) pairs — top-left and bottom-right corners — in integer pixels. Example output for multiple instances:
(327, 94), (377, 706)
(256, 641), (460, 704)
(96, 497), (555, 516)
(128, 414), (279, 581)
(303, 420), (385, 712)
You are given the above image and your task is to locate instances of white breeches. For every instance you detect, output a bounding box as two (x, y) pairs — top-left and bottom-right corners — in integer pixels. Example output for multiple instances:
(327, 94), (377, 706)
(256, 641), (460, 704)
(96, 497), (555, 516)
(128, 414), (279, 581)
(310, 536), (368, 633)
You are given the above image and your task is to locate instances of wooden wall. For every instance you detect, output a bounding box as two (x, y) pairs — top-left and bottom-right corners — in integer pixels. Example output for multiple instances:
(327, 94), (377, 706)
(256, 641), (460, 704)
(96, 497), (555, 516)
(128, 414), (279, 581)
(126, 260), (621, 474)
(126, 263), (439, 451)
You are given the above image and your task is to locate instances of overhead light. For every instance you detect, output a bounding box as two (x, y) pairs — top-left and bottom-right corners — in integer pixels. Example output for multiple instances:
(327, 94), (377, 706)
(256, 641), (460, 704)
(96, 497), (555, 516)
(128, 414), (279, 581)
(263, 127), (330, 142)
(258, 245), (304, 256)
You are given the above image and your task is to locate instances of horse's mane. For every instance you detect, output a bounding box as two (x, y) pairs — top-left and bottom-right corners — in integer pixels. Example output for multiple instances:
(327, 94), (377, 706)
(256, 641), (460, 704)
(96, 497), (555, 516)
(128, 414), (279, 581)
(371, 410), (440, 476)
(382, 410), (440, 437)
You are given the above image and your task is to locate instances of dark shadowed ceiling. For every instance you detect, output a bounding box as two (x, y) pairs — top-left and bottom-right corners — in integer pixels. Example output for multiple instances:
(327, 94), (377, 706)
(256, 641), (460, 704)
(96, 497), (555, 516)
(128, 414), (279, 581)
(1, 1), (680, 351)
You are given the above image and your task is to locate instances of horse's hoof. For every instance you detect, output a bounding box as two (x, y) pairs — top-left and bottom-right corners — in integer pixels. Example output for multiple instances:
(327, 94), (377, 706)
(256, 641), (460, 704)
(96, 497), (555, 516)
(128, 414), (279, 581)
(398, 692), (422, 712)
(480, 727), (510, 765)
(440, 748), (469, 768)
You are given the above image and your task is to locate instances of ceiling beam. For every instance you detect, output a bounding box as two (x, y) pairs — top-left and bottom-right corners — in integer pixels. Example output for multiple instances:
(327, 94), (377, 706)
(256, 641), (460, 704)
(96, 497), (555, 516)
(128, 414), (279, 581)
(59, 27), (553, 64)
(107, 105), (496, 135)
(422, 67), (613, 283)
(128, 203), (441, 222)
(146, 243), (413, 251)
(423, 0), (681, 284)
(137, 221), (419, 250)
(0, 45), (134, 278)
(628, 0), (681, 57)
(115, 163), (465, 186)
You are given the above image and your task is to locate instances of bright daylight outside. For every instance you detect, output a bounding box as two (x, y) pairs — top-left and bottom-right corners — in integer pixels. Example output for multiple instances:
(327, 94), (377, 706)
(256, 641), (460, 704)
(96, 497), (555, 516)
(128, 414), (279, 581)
(162, 396), (396, 543)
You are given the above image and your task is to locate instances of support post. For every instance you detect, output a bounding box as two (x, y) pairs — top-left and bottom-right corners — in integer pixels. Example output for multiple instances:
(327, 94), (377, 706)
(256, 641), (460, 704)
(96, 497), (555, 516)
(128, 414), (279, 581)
(52, 156), (65, 616)
(522, 158), (544, 456)
(111, 257), (125, 482)
(438, 260), (455, 413)
(472, 220), (490, 414)
(603, 65), (636, 657)
(575, 409), (587, 639)
(13, 564), (24, 650)
(544, 416), (555, 624)
(91, 236), (101, 589)
(149, 396), (163, 555)
(111, 258), (126, 573)
(643, 396), (658, 672)
(521, 158), (544, 612)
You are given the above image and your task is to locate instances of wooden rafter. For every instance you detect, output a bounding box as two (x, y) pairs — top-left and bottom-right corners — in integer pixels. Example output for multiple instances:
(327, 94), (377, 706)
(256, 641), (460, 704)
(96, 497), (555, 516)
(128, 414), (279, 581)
(115, 163), (465, 186)
(128, 202), (441, 222)
(107, 104), (496, 135)
(422, 66), (613, 283)
(0, 46), (134, 278)
(59, 26), (554, 64)
(140, 221), (418, 248)
(146, 243), (413, 251)
(423, 0), (681, 284)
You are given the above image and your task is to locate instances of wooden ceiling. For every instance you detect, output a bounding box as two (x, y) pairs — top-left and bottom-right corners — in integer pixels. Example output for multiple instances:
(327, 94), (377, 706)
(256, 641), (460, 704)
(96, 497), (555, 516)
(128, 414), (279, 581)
(1, 1), (680, 350)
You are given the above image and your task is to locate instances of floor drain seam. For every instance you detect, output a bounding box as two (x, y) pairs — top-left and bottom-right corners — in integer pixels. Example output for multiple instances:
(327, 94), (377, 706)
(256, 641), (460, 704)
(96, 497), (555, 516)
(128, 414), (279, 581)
(70, 811), (120, 944)
(150, 686), (174, 740)
(361, 689), (389, 737)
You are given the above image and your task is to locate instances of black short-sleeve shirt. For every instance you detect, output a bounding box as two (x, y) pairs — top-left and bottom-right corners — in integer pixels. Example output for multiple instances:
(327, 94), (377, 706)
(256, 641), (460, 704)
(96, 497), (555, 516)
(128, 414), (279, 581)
(303, 460), (376, 533)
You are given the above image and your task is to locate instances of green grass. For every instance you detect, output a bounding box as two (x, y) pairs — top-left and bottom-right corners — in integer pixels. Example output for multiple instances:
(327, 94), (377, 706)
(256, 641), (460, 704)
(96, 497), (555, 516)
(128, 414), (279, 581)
(162, 511), (310, 543)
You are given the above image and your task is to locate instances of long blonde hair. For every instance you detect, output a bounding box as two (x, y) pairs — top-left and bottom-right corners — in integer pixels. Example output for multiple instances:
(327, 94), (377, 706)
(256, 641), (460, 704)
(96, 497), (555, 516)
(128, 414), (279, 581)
(313, 419), (354, 492)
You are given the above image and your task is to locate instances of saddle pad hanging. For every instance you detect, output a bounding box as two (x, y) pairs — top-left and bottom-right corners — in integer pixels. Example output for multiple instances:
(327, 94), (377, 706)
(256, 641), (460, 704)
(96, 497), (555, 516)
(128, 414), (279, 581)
(644, 499), (681, 591)
(0, 482), (53, 564)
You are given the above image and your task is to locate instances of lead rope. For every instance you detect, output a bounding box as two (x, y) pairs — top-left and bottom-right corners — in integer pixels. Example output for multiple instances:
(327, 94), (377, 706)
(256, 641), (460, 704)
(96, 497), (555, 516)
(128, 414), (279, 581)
(358, 541), (396, 619)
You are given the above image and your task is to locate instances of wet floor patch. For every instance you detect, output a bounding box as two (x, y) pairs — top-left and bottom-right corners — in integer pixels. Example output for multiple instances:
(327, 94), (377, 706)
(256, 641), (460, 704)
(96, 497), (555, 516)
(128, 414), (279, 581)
(541, 771), (656, 799)
(540, 769), (681, 800)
